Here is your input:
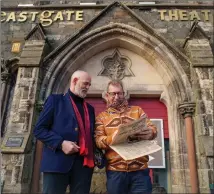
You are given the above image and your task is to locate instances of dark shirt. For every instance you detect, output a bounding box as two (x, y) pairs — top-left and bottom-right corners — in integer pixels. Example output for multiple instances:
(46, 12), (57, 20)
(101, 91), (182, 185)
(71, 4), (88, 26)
(58, 90), (85, 150)
(68, 89), (85, 125)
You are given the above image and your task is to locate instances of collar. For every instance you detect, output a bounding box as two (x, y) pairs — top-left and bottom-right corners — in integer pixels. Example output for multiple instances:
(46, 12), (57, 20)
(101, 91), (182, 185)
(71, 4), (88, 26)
(106, 106), (131, 114)
(68, 89), (84, 103)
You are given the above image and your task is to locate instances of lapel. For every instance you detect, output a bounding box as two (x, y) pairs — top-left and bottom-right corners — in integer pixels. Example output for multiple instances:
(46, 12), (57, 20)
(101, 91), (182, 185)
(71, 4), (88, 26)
(64, 92), (78, 121)
(64, 91), (94, 133)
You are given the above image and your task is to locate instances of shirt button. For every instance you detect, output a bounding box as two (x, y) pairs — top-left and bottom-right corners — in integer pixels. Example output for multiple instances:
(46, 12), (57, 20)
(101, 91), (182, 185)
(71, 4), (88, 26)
(75, 127), (79, 131)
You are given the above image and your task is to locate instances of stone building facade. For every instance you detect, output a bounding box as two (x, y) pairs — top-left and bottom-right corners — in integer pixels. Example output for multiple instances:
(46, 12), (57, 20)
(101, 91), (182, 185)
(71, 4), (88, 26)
(1, 0), (213, 193)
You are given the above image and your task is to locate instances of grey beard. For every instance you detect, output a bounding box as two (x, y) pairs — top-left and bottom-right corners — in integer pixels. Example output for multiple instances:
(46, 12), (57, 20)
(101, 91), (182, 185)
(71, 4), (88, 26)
(74, 86), (87, 98)
(78, 91), (87, 98)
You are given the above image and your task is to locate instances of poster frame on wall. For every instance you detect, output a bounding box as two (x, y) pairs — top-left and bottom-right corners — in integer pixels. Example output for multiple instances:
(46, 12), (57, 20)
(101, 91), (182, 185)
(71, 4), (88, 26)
(148, 119), (166, 168)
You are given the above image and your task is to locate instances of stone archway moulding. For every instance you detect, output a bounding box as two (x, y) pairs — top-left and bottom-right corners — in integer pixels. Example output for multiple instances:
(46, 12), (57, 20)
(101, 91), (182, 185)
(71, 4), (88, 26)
(39, 23), (196, 192)
(40, 23), (192, 103)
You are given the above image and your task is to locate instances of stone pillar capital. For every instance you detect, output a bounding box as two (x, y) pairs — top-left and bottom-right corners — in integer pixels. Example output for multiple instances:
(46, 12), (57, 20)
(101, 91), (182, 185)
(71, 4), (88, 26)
(178, 102), (196, 118)
(1, 72), (11, 83)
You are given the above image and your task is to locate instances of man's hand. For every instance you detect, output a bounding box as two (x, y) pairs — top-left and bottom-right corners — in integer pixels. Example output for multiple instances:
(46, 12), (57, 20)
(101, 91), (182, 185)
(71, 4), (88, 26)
(129, 128), (154, 141)
(61, 140), (80, 154)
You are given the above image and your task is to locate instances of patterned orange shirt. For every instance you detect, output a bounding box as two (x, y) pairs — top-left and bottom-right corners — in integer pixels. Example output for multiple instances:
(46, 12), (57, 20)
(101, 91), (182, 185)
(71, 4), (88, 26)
(95, 106), (157, 172)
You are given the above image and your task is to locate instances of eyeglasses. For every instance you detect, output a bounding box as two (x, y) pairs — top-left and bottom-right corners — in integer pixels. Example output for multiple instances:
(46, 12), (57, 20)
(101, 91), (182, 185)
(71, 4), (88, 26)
(108, 92), (124, 97)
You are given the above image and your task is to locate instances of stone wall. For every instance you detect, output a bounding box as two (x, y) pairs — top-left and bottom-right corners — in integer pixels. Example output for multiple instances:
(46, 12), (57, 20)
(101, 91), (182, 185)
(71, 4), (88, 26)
(1, 3), (213, 60)
(1, 0), (214, 6)
(1, 1), (213, 193)
(184, 38), (214, 193)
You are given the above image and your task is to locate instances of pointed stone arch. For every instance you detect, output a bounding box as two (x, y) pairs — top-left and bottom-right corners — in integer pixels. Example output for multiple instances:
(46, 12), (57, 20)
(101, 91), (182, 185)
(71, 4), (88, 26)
(39, 23), (195, 192)
(41, 23), (192, 101)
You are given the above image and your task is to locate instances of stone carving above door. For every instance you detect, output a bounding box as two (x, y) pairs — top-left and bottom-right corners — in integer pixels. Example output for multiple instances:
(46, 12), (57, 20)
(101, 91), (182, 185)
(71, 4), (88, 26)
(98, 49), (134, 80)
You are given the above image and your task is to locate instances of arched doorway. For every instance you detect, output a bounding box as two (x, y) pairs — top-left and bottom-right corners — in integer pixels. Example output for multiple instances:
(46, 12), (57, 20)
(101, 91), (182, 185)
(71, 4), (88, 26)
(32, 23), (193, 193)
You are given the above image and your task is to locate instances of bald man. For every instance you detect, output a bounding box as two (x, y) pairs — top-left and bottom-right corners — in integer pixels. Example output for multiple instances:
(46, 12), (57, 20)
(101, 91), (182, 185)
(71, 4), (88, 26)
(34, 71), (96, 194)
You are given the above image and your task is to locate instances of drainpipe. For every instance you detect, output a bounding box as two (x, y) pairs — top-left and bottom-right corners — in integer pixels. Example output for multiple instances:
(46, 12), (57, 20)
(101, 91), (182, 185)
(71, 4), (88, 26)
(178, 102), (199, 193)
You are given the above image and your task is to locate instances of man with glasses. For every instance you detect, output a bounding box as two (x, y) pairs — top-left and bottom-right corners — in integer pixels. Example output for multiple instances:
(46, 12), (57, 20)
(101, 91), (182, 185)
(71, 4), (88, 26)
(95, 80), (157, 194)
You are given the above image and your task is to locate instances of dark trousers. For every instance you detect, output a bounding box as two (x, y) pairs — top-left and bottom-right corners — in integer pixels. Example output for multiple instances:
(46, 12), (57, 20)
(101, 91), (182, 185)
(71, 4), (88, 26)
(106, 168), (152, 194)
(43, 157), (93, 194)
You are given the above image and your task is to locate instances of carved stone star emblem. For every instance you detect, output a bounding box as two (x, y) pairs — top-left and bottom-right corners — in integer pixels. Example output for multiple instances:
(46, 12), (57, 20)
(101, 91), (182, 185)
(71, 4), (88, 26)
(98, 49), (134, 80)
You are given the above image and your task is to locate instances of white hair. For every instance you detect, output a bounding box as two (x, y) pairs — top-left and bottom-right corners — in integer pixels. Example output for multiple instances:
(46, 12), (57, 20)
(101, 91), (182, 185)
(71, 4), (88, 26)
(71, 70), (89, 81)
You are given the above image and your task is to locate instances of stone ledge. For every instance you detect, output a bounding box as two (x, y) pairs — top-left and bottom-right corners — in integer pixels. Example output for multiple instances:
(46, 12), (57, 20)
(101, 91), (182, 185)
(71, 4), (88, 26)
(192, 63), (214, 68)
(18, 57), (41, 65)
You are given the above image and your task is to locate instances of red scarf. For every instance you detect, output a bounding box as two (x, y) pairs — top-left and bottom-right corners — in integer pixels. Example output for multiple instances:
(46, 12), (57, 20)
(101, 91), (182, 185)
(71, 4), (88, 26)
(70, 97), (94, 168)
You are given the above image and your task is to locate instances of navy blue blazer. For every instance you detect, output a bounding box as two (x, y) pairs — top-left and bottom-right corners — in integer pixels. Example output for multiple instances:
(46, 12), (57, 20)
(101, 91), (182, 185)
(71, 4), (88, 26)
(33, 92), (95, 173)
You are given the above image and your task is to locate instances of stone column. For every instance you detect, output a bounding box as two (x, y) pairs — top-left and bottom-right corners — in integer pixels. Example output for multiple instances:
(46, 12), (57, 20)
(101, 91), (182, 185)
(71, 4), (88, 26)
(1, 33), (48, 193)
(178, 102), (199, 193)
(1, 72), (11, 120)
(1, 57), (19, 137)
